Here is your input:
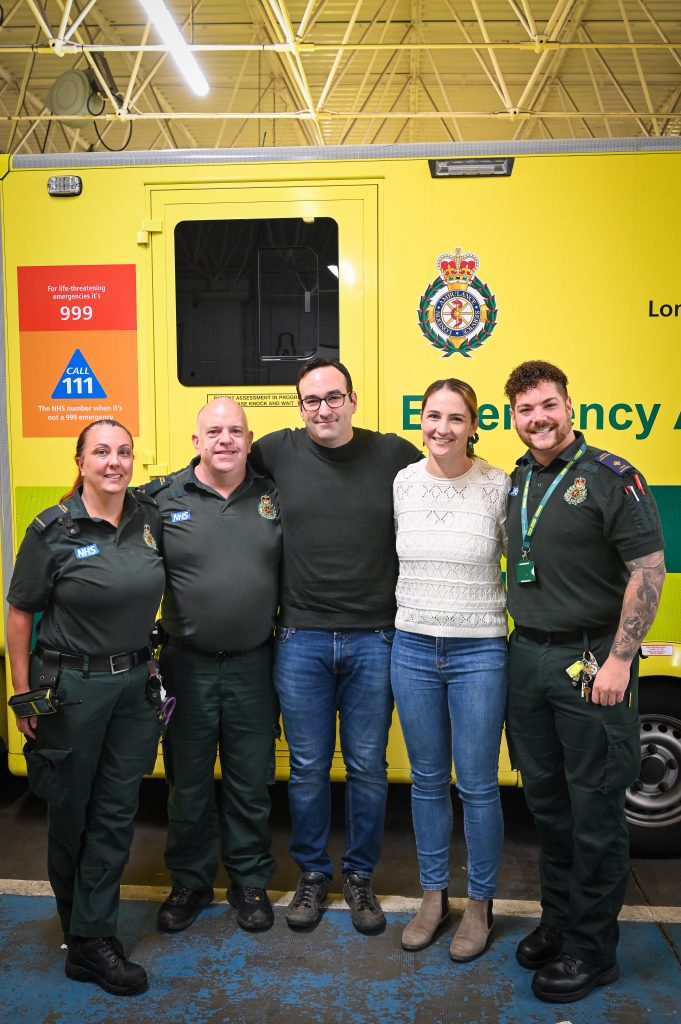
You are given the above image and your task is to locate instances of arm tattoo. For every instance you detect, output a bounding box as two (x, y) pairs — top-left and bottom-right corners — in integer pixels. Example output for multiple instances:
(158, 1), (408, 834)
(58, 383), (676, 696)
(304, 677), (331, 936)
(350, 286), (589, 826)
(610, 551), (666, 661)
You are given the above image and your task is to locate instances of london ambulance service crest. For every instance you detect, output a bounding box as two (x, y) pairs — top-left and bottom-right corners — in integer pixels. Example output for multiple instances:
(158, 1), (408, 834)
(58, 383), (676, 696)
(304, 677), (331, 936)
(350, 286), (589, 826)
(564, 478), (588, 506)
(258, 495), (278, 520)
(143, 523), (158, 549)
(417, 249), (498, 358)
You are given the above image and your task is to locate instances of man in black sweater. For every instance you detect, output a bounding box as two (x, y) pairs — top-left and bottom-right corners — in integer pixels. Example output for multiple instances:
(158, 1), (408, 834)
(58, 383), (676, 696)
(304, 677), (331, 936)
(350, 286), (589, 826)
(251, 358), (421, 933)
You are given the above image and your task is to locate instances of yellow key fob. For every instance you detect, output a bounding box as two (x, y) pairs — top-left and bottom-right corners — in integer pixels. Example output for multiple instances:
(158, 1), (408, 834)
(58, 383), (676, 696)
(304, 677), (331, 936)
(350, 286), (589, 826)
(565, 660), (584, 681)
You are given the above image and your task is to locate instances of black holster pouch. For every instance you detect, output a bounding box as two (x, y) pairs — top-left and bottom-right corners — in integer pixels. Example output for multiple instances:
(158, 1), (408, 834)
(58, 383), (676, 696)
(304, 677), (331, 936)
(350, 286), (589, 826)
(36, 648), (61, 688)
(9, 687), (62, 719)
(150, 620), (167, 650)
(146, 667), (164, 709)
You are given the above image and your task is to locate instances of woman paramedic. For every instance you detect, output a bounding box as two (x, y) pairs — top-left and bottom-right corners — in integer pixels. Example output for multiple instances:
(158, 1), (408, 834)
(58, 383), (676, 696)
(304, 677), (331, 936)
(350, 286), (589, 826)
(6, 418), (165, 997)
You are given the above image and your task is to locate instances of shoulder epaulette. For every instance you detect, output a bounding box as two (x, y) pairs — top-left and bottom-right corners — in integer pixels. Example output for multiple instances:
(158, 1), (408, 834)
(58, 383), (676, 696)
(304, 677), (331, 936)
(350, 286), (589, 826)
(594, 451), (636, 477)
(136, 473), (175, 498)
(31, 503), (70, 533)
(133, 489), (159, 508)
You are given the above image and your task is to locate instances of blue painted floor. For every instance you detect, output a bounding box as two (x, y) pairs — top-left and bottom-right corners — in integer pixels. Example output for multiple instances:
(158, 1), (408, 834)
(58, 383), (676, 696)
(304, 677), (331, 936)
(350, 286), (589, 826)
(2, 895), (680, 1024)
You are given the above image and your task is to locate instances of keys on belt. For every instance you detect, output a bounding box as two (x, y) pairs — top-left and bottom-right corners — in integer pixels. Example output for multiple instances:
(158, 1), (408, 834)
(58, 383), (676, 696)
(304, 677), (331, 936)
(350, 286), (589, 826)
(565, 651), (600, 702)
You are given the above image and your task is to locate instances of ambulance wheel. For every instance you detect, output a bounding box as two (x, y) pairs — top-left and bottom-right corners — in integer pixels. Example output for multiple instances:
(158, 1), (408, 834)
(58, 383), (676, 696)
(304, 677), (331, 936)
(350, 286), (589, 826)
(626, 680), (681, 857)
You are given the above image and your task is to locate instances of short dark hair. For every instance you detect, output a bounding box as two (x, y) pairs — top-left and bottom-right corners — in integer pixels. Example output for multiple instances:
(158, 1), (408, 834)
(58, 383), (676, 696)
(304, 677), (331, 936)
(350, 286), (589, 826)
(296, 358), (353, 400)
(504, 360), (568, 408)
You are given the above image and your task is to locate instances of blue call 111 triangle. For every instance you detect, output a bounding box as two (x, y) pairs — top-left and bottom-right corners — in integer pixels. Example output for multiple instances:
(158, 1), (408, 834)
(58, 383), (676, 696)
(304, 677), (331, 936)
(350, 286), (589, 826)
(51, 348), (107, 399)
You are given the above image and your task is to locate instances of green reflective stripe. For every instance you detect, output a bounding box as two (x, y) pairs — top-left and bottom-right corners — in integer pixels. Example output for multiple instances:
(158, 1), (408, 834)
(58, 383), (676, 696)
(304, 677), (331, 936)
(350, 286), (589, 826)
(650, 485), (681, 573)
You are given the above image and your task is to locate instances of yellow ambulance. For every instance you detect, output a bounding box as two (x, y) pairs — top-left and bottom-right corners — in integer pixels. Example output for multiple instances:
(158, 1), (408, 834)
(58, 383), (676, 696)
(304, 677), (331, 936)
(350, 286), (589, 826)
(1, 138), (679, 855)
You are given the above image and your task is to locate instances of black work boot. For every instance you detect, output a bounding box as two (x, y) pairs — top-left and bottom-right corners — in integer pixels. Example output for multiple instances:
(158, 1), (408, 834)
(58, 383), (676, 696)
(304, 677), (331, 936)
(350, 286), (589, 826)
(157, 885), (214, 932)
(65, 936), (148, 996)
(532, 952), (619, 1003)
(64, 933), (124, 955)
(516, 922), (564, 969)
(228, 885), (274, 931)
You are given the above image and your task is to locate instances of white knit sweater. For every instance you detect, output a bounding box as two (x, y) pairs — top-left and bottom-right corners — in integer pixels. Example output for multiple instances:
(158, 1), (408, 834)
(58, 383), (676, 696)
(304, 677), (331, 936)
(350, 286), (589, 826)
(393, 458), (510, 638)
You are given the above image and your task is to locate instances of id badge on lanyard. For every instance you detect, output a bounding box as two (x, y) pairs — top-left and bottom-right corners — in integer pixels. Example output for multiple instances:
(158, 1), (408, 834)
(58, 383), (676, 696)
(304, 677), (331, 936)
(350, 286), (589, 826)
(517, 442), (586, 584)
(515, 558), (536, 584)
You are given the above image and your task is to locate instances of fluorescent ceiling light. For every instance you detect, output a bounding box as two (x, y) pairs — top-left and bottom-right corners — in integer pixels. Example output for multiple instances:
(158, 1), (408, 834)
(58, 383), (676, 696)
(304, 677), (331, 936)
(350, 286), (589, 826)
(139, 0), (209, 97)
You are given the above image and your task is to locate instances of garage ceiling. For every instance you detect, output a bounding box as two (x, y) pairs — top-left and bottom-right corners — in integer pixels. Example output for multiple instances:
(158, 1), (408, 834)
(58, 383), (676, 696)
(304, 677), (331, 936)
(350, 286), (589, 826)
(1, 0), (680, 154)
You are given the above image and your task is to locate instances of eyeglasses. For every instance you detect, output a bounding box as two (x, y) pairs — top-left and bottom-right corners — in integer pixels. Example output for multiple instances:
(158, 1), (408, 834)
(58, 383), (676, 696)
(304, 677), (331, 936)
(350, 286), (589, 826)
(299, 392), (350, 412)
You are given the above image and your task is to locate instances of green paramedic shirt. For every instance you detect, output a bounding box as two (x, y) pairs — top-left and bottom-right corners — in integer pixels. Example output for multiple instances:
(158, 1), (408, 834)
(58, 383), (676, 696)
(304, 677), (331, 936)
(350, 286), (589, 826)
(153, 460), (282, 652)
(506, 432), (664, 633)
(7, 488), (165, 655)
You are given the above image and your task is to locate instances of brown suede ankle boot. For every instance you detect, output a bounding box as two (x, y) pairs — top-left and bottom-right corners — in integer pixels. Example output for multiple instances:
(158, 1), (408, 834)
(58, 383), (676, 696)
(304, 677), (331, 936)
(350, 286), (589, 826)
(449, 898), (494, 962)
(401, 889), (450, 951)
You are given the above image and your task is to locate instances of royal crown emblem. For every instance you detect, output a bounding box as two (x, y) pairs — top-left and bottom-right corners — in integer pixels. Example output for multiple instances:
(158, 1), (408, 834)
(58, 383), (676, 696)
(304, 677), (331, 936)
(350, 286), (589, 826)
(258, 495), (278, 520)
(564, 477), (588, 506)
(417, 248), (498, 357)
(143, 523), (158, 549)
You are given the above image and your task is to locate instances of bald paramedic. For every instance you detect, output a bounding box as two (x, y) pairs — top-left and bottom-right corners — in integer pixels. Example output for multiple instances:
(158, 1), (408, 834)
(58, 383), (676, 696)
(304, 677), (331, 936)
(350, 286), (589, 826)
(149, 399), (281, 934)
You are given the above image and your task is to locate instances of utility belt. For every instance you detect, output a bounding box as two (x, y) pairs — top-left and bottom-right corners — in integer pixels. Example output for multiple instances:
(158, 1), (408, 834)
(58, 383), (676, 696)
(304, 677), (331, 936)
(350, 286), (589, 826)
(514, 623), (618, 646)
(10, 642), (175, 728)
(34, 640), (153, 678)
(166, 636), (269, 659)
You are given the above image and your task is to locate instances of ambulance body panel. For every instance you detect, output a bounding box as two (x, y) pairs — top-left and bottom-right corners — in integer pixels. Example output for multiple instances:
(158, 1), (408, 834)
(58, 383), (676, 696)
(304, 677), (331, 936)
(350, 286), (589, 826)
(1, 138), (679, 853)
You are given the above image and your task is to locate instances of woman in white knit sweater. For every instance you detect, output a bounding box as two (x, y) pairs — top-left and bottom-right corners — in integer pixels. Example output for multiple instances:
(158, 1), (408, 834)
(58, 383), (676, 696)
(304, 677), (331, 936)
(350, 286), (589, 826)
(392, 378), (509, 962)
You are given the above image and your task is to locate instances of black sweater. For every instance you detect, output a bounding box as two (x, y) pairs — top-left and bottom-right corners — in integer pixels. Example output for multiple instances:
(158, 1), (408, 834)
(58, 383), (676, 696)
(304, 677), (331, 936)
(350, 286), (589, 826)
(251, 427), (421, 629)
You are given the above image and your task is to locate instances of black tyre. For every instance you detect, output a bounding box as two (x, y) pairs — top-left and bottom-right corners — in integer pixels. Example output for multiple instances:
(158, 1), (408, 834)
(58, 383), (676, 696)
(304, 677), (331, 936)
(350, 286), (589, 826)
(626, 679), (681, 857)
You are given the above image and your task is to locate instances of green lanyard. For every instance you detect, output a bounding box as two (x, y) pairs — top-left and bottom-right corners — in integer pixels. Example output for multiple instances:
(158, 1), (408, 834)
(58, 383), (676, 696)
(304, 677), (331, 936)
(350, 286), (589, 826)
(520, 442), (586, 556)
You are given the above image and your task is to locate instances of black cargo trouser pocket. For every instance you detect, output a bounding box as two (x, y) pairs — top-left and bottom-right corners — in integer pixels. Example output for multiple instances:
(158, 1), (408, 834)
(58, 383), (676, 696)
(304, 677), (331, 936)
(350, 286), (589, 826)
(601, 721), (641, 793)
(24, 745), (73, 809)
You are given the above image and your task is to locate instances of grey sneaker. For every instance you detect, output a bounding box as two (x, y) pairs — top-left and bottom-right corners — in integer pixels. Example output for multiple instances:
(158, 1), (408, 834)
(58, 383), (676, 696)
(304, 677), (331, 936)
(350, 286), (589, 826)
(343, 873), (386, 934)
(286, 871), (329, 929)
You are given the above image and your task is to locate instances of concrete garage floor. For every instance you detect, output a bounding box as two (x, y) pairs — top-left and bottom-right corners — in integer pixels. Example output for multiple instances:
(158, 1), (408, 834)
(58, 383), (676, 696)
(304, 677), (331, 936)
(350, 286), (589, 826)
(2, 773), (680, 1023)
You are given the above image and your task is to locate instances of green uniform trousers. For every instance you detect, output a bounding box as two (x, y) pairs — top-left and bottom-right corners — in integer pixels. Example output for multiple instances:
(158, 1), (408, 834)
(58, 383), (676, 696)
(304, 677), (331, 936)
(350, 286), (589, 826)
(506, 630), (641, 965)
(160, 640), (277, 890)
(25, 659), (160, 937)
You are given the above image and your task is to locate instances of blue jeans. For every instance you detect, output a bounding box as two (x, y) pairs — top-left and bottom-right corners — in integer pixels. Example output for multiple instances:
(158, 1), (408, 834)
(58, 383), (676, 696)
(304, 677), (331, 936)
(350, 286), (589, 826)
(391, 630), (508, 897)
(274, 627), (395, 879)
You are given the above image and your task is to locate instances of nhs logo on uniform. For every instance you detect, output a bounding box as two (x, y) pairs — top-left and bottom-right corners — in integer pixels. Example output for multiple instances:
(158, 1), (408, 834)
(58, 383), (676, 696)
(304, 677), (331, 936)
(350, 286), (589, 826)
(75, 544), (99, 559)
(171, 510), (191, 523)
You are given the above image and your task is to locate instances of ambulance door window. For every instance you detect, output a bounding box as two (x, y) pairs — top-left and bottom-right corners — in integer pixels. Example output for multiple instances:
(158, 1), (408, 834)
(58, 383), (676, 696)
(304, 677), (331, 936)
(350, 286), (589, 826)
(174, 217), (339, 386)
